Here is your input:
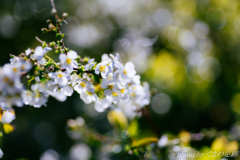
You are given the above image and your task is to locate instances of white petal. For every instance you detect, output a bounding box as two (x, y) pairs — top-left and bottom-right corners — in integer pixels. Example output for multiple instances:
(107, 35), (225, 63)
(125, 62), (135, 70)
(25, 48), (31, 56)
(1, 111), (15, 124)
(59, 54), (67, 62)
(35, 46), (43, 56)
(43, 47), (52, 53)
(68, 51), (77, 59)
(58, 77), (68, 86)
(63, 86), (73, 96)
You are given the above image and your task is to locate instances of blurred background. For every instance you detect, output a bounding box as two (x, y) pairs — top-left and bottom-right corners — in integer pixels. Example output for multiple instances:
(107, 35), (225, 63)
(1, 0), (240, 159)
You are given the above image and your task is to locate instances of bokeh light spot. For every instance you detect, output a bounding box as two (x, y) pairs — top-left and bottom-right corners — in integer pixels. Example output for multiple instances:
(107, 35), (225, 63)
(151, 93), (171, 114)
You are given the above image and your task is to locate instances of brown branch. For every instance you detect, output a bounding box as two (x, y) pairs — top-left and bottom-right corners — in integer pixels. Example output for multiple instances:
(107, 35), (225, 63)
(139, 107), (160, 137)
(35, 36), (58, 49)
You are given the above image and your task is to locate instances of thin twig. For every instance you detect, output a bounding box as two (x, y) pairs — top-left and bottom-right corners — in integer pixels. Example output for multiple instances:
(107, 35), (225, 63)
(35, 36), (58, 50)
(50, 0), (67, 55)
(35, 36), (44, 44)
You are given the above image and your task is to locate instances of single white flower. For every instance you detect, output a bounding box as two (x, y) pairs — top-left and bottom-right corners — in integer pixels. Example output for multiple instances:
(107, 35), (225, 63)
(59, 51), (78, 73)
(1, 110), (16, 124)
(18, 60), (32, 72)
(84, 58), (96, 70)
(80, 87), (97, 104)
(32, 46), (52, 64)
(48, 71), (69, 87)
(95, 61), (112, 78)
(21, 90), (33, 105)
(3, 64), (21, 78)
(104, 89), (121, 104)
(0, 76), (22, 94)
(121, 62), (136, 79)
(32, 92), (48, 108)
(74, 79), (91, 93)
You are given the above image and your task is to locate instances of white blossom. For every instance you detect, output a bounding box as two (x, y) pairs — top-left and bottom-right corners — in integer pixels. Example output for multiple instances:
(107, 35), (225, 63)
(95, 61), (112, 78)
(59, 51), (78, 73)
(1, 110), (16, 124)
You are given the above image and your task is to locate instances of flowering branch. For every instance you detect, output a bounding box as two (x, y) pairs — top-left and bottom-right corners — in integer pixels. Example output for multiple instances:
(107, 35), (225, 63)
(50, 0), (68, 54)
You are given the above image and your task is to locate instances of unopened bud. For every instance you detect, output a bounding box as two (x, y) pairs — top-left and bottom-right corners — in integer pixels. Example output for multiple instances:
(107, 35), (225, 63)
(62, 12), (68, 19)
(46, 19), (52, 24)
(42, 41), (47, 48)
(51, 8), (57, 15)
(41, 28), (48, 34)
(48, 23), (55, 30)
(50, 41), (56, 47)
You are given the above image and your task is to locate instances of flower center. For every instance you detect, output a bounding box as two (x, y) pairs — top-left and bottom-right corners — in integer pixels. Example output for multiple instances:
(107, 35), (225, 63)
(99, 66), (105, 71)
(130, 93), (136, 97)
(86, 91), (92, 96)
(3, 77), (9, 82)
(9, 82), (14, 87)
(112, 92), (118, 97)
(35, 93), (41, 98)
(66, 58), (72, 65)
(21, 65), (25, 70)
(120, 89), (125, 93)
(57, 74), (63, 78)
(80, 82), (86, 87)
(12, 68), (18, 73)
(108, 85), (113, 89)
(124, 70), (127, 75)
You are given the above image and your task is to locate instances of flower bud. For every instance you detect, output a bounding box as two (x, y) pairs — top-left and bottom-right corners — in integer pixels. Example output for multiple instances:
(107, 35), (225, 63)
(51, 8), (57, 15)
(41, 28), (48, 34)
(46, 19), (52, 24)
(50, 41), (56, 47)
(42, 41), (47, 48)
(62, 12), (68, 19)
(48, 24), (55, 30)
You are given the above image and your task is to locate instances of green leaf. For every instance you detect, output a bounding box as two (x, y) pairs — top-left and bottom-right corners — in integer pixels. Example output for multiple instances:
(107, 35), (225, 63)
(132, 137), (159, 147)
(128, 119), (139, 137)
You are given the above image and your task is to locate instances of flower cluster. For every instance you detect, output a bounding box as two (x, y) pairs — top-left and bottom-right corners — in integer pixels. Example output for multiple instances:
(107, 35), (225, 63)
(0, 46), (150, 114)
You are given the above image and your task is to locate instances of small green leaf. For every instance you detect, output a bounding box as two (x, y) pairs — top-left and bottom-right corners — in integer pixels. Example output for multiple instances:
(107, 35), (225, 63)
(132, 137), (159, 147)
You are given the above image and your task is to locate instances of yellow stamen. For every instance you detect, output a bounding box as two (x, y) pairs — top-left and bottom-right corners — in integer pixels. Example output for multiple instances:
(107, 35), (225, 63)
(80, 82), (86, 87)
(112, 92), (118, 97)
(133, 86), (136, 90)
(21, 65), (25, 70)
(99, 66), (106, 71)
(66, 58), (72, 65)
(120, 89), (125, 93)
(86, 91), (92, 96)
(27, 91), (32, 96)
(57, 74), (63, 78)
(12, 68), (18, 73)
(3, 77), (9, 82)
(130, 93), (136, 97)
(35, 93), (41, 98)
(124, 70), (127, 75)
